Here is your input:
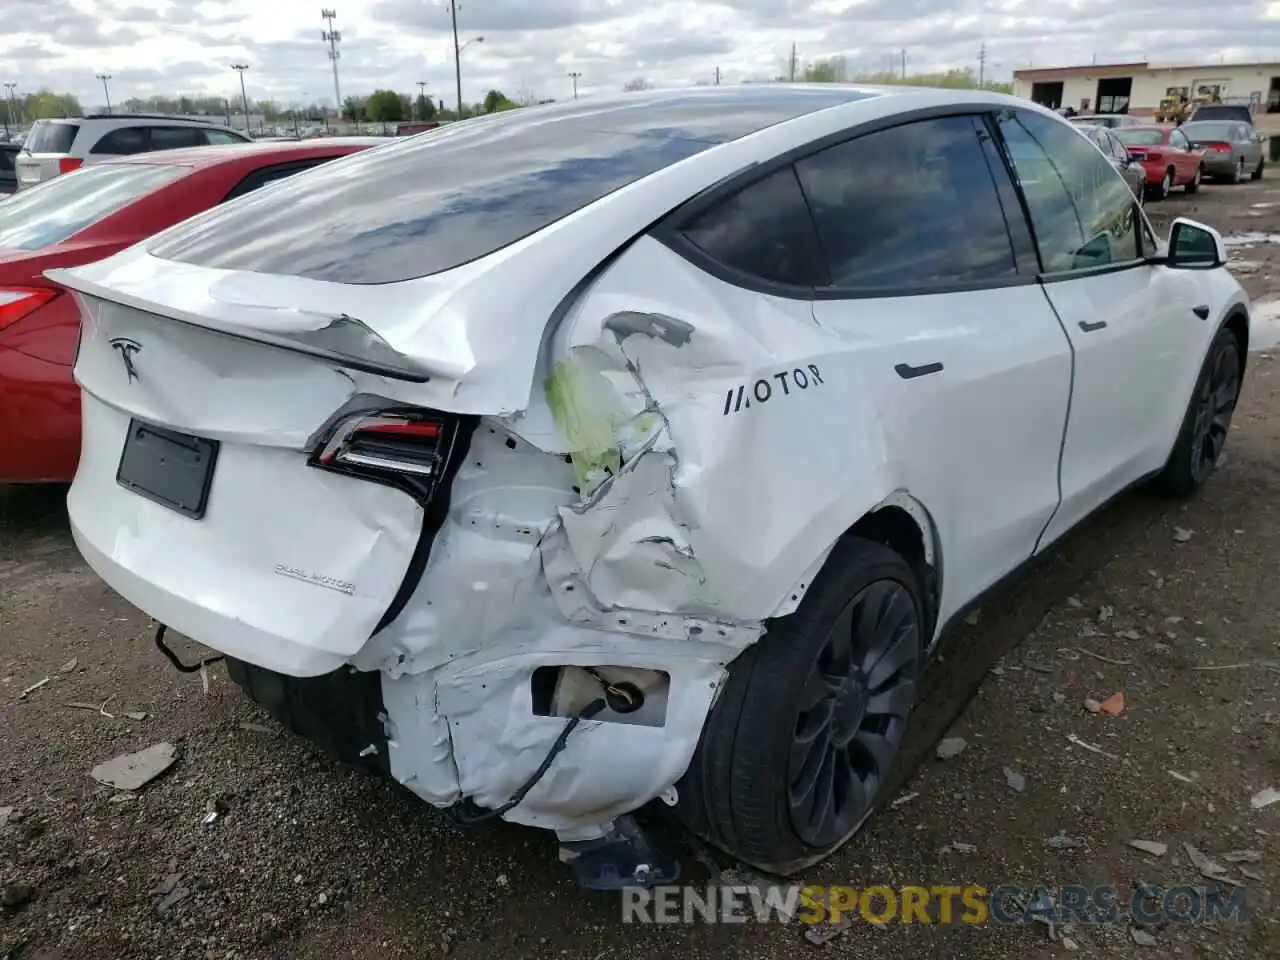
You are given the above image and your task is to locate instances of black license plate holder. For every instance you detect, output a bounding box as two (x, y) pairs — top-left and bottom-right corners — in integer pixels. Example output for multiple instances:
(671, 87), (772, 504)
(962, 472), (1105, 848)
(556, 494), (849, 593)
(116, 419), (219, 519)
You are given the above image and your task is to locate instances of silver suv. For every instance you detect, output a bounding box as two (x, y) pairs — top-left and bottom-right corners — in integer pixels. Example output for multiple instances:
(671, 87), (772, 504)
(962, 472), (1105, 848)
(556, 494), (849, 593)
(14, 114), (250, 190)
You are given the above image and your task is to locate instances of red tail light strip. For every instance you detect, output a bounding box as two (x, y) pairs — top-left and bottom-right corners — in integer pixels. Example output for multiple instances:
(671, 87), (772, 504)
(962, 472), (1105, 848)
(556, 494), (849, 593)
(315, 412), (448, 480)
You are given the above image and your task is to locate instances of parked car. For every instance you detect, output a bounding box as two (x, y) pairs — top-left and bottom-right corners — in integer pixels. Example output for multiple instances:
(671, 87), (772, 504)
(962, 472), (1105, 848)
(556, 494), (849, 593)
(1179, 119), (1265, 183)
(1113, 125), (1207, 199)
(49, 87), (1248, 890)
(0, 142), (17, 195)
(1075, 123), (1147, 201)
(0, 138), (386, 483)
(1068, 113), (1143, 129)
(13, 114), (251, 191)
(1188, 102), (1255, 125)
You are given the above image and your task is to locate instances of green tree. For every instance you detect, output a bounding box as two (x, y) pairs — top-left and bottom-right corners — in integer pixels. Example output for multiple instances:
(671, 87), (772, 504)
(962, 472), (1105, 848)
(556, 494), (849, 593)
(364, 89), (406, 123)
(22, 90), (83, 119)
(802, 57), (848, 83)
(481, 89), (518, 113)
(415, 93), (436, 120)
(623, 77), (652, 92)
(342, 95), (366, 122)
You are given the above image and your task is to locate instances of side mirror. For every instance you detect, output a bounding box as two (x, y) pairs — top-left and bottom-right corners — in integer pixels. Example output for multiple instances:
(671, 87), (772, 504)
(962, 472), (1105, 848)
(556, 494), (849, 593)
(1164, 217), (1227, 269)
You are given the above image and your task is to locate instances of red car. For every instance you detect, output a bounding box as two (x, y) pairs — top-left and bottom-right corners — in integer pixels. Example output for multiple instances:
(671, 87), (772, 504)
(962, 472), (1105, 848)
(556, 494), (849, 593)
(1113, 125), (1207, 201)
(0, 138), (385, 483)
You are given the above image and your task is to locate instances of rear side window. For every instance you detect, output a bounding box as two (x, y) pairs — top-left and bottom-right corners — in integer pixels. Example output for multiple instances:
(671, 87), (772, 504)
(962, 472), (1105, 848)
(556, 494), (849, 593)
(678, 168), (825, 288)
(92, 127), (150, 155)
(794, 115), (1018, 291)
(1114, 129), (1165, 147)
(0, 164), (185, 251)
(149, 126), (204, 150)
(24, 121), (80, 154)
(0, 148), (15, 174)
(222, 158), (334, 202)
(204, 129), (247, 145)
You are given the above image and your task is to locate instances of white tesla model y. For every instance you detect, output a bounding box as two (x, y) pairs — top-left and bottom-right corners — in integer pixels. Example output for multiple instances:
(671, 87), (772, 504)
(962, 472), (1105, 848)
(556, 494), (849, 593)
(50, 85), (1249, 888)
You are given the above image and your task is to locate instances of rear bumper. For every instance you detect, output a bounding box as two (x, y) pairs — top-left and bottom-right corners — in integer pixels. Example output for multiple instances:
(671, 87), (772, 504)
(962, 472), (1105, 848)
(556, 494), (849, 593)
(1203, 154), (1238, 176)
(69, 393), (427, 677)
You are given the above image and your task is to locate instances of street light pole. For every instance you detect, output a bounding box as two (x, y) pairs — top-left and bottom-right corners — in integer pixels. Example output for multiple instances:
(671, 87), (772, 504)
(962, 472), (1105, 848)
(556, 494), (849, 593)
(568, 71), (582, 100)
(448, 0), (463, 117)
(231, 63), (251, 133)
(95, 73), (112, 114)
(416, 80), (428, 120)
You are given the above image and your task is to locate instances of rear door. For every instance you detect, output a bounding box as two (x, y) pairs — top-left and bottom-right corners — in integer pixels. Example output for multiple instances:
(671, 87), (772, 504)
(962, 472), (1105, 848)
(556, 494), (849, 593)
(1168, 128), (1200, 181)
(801, 113), (1073, 618)
(992, 108), (1203, 550)
(147, 126), (204, 151)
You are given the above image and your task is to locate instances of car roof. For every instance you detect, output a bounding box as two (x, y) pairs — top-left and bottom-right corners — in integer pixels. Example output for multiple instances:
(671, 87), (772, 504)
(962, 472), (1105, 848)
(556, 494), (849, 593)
(106, 137), (389, 169)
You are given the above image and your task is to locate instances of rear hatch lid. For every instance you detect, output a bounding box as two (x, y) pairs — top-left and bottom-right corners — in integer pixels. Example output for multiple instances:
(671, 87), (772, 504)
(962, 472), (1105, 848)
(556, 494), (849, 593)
(15, 120), (83, 189)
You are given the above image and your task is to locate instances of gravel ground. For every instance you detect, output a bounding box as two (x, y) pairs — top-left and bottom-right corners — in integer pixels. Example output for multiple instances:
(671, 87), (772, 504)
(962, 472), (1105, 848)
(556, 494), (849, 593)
(3, 179), (1280, 960)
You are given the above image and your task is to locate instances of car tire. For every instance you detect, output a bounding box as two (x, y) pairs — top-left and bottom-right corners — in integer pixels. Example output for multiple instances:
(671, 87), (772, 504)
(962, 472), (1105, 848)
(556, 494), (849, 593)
(1185, 165), (1203, 194)
(676, 536), (924, 875)
(1252, 157), (1265, 181)
(1151, 169), (1173, 200)
(1152, 324), (1243, 497)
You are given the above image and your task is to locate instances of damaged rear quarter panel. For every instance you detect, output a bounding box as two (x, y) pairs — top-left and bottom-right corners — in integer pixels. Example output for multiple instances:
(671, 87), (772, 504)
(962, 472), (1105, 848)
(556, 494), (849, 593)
(537, 235), (906, 624)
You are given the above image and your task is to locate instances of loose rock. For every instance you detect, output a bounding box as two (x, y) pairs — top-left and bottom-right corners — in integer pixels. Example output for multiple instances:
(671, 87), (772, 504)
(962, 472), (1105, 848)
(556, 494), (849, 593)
(1127, 839), (1168, 857)
(936, 737), (968, 760)
(89, 742), (177, 791)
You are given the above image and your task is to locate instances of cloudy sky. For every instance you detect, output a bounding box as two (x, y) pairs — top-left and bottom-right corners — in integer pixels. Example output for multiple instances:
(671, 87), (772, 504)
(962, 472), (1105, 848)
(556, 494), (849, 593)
(6, 0), (1280, 110)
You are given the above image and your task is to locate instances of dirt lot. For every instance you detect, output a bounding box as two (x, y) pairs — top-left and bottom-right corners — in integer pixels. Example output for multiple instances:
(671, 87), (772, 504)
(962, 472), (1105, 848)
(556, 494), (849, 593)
(3, 180), (1280, 960)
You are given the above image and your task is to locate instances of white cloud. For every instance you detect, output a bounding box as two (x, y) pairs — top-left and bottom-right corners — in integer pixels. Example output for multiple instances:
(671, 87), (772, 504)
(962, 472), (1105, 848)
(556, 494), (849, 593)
(4, 0), (1280, 109)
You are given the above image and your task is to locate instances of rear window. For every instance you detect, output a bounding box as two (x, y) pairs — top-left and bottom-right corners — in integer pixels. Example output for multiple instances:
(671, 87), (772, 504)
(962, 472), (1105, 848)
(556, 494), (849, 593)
(24, 120), (80, 154)
(1193, 106), (1250, 121)
(1115, 130), (1166, 147)
(148, 87), (878, 284)
(0, 163), (185, 251)
(1181, 122), (1237, 141)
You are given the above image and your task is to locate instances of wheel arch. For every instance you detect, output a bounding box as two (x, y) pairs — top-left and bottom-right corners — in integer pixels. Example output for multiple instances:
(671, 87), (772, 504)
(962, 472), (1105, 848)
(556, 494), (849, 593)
(1222, 304), (1249, 378)
(772, 491), (943, 643)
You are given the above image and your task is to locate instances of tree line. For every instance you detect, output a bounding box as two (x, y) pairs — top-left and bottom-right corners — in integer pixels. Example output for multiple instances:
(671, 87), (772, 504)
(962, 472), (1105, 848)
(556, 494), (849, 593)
(7, 62), (1011, 128)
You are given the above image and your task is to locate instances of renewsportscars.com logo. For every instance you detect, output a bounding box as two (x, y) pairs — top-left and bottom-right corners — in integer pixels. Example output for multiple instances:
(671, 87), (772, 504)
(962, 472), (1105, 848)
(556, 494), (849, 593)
(621, 883), (1249, 926)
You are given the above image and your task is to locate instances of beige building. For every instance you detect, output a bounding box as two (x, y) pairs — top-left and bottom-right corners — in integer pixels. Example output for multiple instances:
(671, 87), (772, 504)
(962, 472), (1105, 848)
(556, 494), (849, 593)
(1012, 60), (1280, 131)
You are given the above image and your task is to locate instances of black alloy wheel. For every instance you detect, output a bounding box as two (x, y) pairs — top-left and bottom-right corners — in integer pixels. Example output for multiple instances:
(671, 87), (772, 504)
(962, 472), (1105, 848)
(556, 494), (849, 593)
(1187, 334), (1242, 485)
(788, 579), (920, 847)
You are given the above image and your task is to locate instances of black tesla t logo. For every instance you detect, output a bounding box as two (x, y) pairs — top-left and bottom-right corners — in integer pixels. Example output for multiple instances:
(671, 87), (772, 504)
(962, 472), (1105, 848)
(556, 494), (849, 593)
(109, 338), (141, 383)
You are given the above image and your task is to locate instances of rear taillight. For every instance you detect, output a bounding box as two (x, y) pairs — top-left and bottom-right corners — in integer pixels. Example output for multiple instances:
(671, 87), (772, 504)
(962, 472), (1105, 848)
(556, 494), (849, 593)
(1208, 142), (1231, 152)
(312, 410), (455, 497)
(1142, 150), (1164, 162)
(58, 157), (82, 174)
(0, 287), (60, 332)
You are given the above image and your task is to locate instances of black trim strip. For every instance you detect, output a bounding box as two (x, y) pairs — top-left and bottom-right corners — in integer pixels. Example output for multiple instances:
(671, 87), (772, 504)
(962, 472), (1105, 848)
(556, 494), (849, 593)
(1078, 320), (1107, 332)
(1193, 304), (1210, 320)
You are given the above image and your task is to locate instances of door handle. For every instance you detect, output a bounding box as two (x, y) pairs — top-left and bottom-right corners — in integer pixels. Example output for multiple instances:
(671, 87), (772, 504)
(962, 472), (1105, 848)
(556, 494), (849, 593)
(895, 361), (944, 380)
(1078, 320), (1108, 332)
(1192, 304), (1210, 320)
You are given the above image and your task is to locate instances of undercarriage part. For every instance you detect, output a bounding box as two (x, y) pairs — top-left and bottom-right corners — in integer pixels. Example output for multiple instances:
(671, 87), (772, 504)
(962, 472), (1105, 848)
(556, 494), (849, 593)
(225, 657), (391, 777)
(559, 814), (681, 890)
(532, 665), (670, 727)
(154, 623), (225, 674)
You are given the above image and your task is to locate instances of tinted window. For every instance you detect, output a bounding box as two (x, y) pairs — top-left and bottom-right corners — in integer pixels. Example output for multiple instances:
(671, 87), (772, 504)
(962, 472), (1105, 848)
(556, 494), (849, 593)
(148, 88), (880, 283)
(995, 109), (1140, 273)
(92, 127), (149, 155)
(24, 120), (80, 154)
(679, 167), (824, 287)
(0, 164), (185, 251)
(794, 115), (1017, 291)
(1115, 129), (1165, 147)
(149, 126), (203, 150)
(204, 129), (247, 145)
(222, 158), (333, 202)
(1170, 129), (1190, 149)
(0, 147), (15, 174)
